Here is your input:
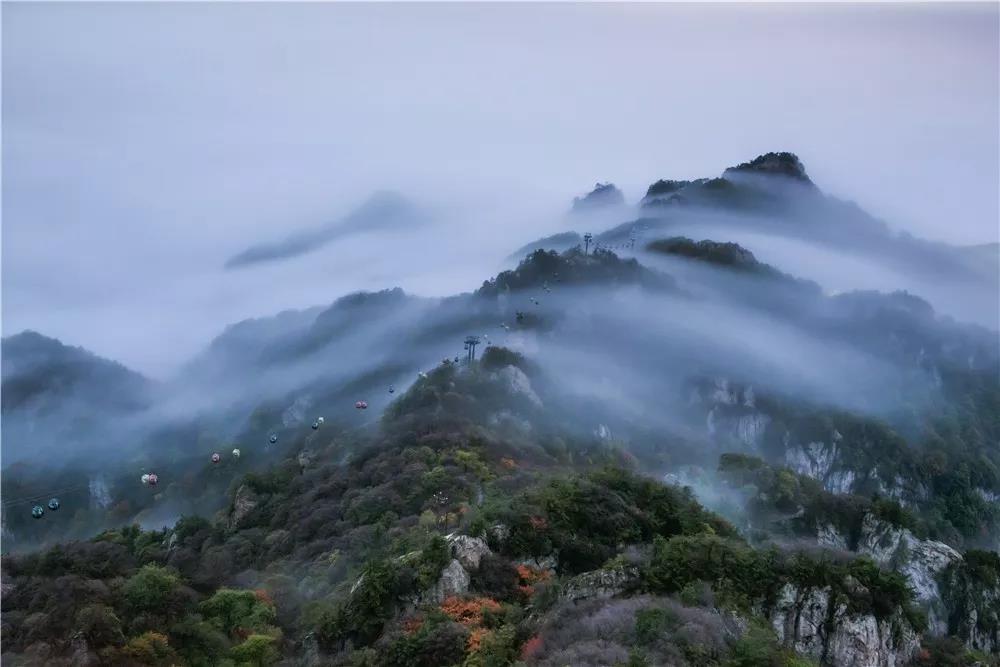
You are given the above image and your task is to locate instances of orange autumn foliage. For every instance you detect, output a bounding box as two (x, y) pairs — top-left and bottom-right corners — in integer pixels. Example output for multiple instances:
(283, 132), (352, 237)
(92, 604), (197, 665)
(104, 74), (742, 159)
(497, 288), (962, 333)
(516, 563), (552, 598)
(517, 565), (552, 599)
(402, 616), (424, 636)
(467, 627), (491, 652)
(500, 457), (517, 470)
(516, 564), (550, 584)
(521, 635), (543, 660)
(439, 596), (501, 627)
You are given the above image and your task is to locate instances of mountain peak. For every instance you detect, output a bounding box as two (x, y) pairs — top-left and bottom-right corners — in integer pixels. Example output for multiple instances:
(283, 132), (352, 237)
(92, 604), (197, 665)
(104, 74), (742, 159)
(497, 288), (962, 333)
(571, 182), (625, 212)
(224, 191), (421, 270)
(645, 179), (691, 199)
(724, 152), (812, 183)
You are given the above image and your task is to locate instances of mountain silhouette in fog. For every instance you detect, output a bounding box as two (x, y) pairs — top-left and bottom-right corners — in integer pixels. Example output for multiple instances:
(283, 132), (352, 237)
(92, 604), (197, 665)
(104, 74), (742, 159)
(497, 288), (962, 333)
(224, 191), (423, 269)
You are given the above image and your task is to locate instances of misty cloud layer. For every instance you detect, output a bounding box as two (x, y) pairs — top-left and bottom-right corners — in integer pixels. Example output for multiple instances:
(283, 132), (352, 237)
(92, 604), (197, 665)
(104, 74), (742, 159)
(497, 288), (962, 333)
(3, 2), (998, 376)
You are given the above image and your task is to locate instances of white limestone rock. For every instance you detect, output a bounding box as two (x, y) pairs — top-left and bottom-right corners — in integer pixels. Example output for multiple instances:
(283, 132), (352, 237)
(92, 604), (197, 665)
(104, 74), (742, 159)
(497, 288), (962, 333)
(562, 565), (640, 602)
(448, 535), (491, 571)
(229, 484), (260, 530)
(770, 583), (920, 667)
(493, 366), (541, 406)
(855, 513), (961, 635)
(424, 559), (470, 604)
(817, 523), (849, 551)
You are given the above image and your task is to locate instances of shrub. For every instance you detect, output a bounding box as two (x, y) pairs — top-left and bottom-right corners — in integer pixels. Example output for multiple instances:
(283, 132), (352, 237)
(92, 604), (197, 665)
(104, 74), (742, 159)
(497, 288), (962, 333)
(316, 559), (398, 648)
(471, 554), (521, 602)
(440, 596), (502, 627)
(382, 617), (468, 667)
(480, 347), (527, 372)
(464, 623), (518, 667)
(122, 565), (187, 618)
(495, 467), (736, 575)
(200, 588), (277, 638)
(230, 633), (280, 666)
(168, 615), (230, 667)
(120, 631), (179, 666)
(75, 604), (125, 648)
(634, 606), (675, 644)
(726, 624), (811, 667)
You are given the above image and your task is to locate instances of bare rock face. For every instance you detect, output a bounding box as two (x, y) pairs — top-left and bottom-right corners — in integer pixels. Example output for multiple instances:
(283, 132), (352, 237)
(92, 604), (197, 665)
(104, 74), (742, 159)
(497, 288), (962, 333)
(939, 561), (1000, 654)
(88, 476), (112, 510)
(516, 555), (558, 574)
(706, 407), (771, 452)
(282, 395), (313, 427)
(769, 583), (919, 667)
(297, 632), (321, 667)
(817, 523), (849, 551)
(770, 585), (829, 657)
(855, 513), (961, 635)
(448, 535), (491, 571)
(423, 560), (470, 605)
(701, 380), (771, 452)
(783, 439), (859, 495)
(487, 523), (511, 548)
(68, 633), (99, 667)
(855, 513), (907, 563)
(825, 606), (919, 667)
(494, 366), (542, 406)
(297, 449), (316, 470)
(562, 565), (640, 602)
(229, 484), (260, 530)
(962, 589), (1000, 653)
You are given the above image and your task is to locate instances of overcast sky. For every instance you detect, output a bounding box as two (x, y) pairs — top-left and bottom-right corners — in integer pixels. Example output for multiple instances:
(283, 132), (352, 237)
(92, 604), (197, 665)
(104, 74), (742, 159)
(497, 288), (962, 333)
(3, 2), (998, 377)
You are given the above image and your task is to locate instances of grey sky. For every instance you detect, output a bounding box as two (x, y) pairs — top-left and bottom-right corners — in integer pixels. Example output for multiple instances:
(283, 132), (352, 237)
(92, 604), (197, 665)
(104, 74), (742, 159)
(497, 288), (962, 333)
(3, 2), (998, 376)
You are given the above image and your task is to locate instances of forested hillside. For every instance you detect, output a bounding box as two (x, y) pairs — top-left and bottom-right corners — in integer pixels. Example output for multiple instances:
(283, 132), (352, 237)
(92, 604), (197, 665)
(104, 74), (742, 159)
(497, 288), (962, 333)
(3, 153), (998, 666)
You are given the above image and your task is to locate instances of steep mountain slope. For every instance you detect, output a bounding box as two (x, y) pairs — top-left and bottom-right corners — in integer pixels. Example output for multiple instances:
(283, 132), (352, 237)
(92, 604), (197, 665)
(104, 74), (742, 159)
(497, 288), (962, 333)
(2, 152), (997, 666)
(2, 331), (151, 414)
(3, 346), (996, 666)
(1, 331), (155, 465)
(4, 241), (997, 548)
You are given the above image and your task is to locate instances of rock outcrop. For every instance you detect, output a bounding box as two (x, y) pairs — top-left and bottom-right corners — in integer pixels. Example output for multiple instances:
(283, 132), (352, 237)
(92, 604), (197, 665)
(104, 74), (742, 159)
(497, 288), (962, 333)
(768, 583), (919, 667)
(493, 365), (542, 407)
(562, 565), (640, 602)
(423, 559), (470, 605)
(228, 484), (259, 530)
(706, 406), (770, 452)
(697, 378), (770, 452)
(783, 437), (859, 495)
(854, 514), (961, 636)
(448, 534), (491, 571)
(938, 556), (1000, 654)
(67, 633), (99, 667)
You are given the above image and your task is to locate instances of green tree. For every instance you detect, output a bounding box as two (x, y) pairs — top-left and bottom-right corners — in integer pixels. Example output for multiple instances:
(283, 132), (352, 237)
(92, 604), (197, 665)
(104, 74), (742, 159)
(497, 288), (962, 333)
(200, 588), (277, 638)
(75, 604), (125, 648)
(231, 633), (280, 667)
(122, 565), (185, 617)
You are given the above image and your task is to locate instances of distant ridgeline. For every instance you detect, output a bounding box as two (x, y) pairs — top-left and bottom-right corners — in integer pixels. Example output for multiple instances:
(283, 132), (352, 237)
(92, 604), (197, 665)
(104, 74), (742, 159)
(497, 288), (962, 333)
(2, 151), (998, 666)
